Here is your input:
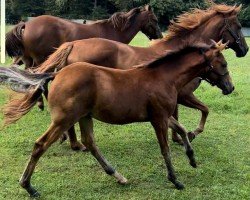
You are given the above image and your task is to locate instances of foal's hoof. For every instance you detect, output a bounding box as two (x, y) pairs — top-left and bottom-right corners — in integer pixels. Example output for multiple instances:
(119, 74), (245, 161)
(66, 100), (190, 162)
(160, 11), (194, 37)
(175, 181), (185, 190)
(190, 160), (197, 168)
(25, 185), (40, 198)
(118, 177), (128, 185)
(187, 132), (196, 142)
(30, 191), (41, 198)
(59, 134), (68, 144)
(71, 142), (87, 151)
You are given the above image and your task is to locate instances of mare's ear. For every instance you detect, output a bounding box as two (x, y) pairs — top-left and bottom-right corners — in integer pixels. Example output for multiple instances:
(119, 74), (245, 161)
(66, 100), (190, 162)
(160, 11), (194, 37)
(145, 5), (152, 11)
(235, 4), (242, 14)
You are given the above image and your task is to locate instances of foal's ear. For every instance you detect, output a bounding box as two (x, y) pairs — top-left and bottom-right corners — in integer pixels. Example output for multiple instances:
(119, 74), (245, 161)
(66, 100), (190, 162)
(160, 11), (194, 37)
(145, 5), (152, 11)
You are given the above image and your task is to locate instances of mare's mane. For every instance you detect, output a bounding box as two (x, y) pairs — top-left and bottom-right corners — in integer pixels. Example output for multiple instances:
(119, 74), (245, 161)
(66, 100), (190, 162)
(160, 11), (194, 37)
(95, 7), (144, 31)
(151, 3), (241, 45)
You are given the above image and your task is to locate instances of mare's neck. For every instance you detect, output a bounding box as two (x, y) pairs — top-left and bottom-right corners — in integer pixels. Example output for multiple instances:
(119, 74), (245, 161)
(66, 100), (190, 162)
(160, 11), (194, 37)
(90, 19), (142, 44)
(151, 15), (224, 53)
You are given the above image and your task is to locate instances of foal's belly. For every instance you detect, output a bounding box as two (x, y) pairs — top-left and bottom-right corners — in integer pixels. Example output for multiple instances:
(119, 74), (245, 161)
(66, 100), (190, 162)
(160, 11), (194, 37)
(92, 91), (149, 124)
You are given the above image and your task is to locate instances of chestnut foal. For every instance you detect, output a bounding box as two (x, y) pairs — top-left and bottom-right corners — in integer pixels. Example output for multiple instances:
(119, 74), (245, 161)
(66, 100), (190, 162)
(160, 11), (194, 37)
(1, 41), (229, 197)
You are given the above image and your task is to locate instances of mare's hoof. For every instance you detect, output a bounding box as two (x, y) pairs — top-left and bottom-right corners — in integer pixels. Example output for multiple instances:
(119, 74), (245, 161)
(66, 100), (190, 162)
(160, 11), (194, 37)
(172, 136), (184, 145)
(71, 142), (87, 151)
(187, 132), (196, 142)
(59, 134), (68, 144)
(190, 160), (197, 168)
(175, 181), (185, 190)
(37, 103), (44, 111)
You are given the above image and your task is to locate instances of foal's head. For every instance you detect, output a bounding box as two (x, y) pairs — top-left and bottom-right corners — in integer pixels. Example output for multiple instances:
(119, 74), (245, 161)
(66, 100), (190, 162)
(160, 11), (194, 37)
(139, 5), (163, 40)
(202, 40), (234, 95)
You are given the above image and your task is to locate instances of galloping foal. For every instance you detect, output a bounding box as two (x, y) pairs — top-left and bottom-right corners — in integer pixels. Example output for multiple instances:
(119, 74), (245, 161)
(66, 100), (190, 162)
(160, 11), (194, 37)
(34, 3), (245, 148)
(0, 41), (230, 197)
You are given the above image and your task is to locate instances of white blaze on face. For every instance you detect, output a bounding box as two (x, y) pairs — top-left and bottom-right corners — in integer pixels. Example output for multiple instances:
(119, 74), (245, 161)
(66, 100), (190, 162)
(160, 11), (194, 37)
(1, 0), (5, 63)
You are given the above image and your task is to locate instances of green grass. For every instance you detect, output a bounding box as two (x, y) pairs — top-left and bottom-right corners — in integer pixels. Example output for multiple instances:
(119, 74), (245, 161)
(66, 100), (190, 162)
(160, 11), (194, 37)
(0, 30), (249, 199)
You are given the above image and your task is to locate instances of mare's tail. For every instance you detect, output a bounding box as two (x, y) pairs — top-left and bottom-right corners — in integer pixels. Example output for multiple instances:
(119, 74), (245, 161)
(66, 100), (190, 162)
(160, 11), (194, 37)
(0, 66), (55, 126)
(32, 42), (74, 73)
(6, 22), (25, 58)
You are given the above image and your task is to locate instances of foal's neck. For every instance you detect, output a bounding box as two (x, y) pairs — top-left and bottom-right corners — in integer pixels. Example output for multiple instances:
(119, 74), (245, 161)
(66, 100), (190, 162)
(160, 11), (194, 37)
(162, 53), (208, 91)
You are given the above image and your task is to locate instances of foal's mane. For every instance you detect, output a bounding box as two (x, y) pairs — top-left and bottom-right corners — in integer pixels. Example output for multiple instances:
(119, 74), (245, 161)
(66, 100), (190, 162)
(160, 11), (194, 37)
(164, 3), (241, 41)
(138, 43), (212, 69)
(96, 7), (144, 31)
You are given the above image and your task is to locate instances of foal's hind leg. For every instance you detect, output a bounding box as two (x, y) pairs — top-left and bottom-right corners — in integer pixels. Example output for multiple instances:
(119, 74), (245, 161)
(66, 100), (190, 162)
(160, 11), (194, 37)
(171, 105), (183, 145)
(180, 93), (209, 142)
(19, 123), (66, 197)
(79, 116), (127, 184)
(68, 125), (87, 151)
(168, 117), (196, 168)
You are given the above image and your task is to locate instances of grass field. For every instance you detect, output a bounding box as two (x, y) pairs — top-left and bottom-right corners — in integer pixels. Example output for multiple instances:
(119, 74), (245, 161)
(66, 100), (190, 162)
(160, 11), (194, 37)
(0, 30), (249, 199)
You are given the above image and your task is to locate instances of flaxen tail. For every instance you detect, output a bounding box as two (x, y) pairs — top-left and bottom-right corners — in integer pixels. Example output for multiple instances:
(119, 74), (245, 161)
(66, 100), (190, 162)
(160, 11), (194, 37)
(6, 22), (25, 58)
(33, 42), (74, 73)
(0, 66), (55, 126)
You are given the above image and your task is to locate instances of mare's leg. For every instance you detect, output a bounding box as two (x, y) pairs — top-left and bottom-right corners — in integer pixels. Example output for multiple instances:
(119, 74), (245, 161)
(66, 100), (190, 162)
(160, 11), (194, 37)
(180, 93), (209, 142)
(168, 117), (196, 168)
(151, 118), (184, 190)
(79, 116), (127, 184)
(68, 125), (87, 151)
(19, 123), (66, 197)
(37, 82), (49, 111)
(171, 105), (183, 145)
(22, 56), (34, 69)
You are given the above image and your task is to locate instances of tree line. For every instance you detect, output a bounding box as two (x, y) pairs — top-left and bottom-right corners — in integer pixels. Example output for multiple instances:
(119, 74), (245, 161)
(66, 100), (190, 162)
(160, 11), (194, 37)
(6, 0), (250, 27)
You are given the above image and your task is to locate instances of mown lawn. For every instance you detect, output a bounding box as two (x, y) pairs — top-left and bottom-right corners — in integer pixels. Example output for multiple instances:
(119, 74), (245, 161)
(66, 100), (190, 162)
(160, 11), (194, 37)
(0, 31), (249, 200)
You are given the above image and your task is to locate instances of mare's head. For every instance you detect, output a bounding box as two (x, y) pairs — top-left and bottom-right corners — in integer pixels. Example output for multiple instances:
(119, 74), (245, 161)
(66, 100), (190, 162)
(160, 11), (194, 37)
(215, 4), (248, 57)
(109, 5), (162, 40)
(139, 5), (163, 40)
(166, 3), (248, 57)
(202, 40), (234, 95)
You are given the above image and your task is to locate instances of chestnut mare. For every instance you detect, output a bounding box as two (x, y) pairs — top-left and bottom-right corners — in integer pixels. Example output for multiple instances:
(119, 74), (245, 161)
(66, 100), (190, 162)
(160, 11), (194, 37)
(0, 41), (229, 197)
(6, 5), (162, 68)
(34, 3), (245, 148)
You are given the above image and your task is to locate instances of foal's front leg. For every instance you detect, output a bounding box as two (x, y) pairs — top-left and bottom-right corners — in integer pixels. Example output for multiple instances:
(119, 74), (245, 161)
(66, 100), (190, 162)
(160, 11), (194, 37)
(168, 117), (196, 168)
(151, 118), (184, 190)
(171, 105), (183, 145)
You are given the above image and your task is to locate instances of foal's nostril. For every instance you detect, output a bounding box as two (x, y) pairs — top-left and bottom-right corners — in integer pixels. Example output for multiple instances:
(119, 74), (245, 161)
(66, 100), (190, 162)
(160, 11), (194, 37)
(232, 86), (235, 91)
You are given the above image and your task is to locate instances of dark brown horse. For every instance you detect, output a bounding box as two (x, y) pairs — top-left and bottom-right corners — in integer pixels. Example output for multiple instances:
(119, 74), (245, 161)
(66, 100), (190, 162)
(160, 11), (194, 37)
(34, 3), (245, 148)
(0, 41), (229, 197)
(6, 5), (162, 68)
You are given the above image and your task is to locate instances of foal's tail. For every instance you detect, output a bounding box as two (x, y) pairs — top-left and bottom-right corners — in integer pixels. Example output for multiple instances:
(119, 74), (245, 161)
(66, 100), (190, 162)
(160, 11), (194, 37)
(32, 42), (74, 73)
(6, 22), (25, 58)
(0, 66), (55, 126)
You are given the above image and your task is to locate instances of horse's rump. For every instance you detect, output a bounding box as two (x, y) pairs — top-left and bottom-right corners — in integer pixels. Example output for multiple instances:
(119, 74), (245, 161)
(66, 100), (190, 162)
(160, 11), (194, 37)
(6, 22), (25, 57)
(33, 42), (74, 73)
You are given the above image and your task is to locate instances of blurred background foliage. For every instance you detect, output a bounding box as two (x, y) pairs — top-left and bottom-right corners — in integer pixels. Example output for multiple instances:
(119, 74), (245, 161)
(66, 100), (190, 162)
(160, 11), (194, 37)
(5, 0), (250, 27)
